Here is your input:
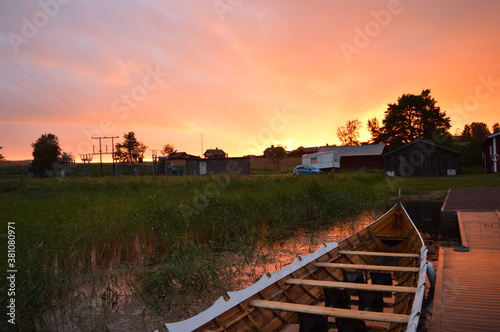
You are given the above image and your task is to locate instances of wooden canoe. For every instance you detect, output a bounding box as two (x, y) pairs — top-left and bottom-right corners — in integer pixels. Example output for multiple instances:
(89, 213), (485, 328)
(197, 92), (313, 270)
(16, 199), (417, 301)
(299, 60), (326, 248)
(164, 203), (429, 332)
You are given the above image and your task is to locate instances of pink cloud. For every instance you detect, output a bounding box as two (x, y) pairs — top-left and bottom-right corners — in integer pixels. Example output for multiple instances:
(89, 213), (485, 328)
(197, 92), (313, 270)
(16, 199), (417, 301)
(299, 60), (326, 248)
(1, 0), (499, 161)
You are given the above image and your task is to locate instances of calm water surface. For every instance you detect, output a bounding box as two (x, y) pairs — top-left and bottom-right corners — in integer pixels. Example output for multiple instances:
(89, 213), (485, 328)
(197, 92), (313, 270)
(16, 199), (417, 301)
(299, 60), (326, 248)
(236, 200), (459, 288)
(51, 200), (459, 331)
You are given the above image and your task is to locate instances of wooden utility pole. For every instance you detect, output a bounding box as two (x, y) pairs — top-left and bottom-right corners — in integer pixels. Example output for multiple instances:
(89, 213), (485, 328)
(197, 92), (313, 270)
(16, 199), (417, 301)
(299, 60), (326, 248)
(91, 136), (119, 176)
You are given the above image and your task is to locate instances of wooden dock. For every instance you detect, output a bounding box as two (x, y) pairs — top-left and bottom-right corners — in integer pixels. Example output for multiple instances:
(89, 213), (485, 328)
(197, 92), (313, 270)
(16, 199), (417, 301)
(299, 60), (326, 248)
(431, 209), (500, 331)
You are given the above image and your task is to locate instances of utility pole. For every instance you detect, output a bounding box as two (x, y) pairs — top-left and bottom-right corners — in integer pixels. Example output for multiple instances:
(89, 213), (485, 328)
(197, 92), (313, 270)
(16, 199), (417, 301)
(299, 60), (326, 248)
(152, 149), (158, 175)
(91, 136), (119, 176)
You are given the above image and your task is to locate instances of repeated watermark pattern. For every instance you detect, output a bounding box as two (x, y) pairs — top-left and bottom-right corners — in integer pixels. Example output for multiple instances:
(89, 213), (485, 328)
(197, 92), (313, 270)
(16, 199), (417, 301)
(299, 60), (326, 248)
(383, 129), (450, 192)
(64, 65), (169, 158)
(179, 162), (240, 220)
(7, 0), (72, 54)
(340, 0), (408, 64)
(382, 73), (498, 192)
(238, 105), (296, 155)
(449, 74), (500, 124)
(6, 1), (170, 159)
(179, 105), (296, 220)
(111, 65), (169, 121)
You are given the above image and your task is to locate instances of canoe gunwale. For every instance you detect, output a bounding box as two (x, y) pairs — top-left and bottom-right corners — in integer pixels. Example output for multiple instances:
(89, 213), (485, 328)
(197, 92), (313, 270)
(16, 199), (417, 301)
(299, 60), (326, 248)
(164, 241), (339, 331)
(406, 245), (429, 332)
(164, 203), (428, 332)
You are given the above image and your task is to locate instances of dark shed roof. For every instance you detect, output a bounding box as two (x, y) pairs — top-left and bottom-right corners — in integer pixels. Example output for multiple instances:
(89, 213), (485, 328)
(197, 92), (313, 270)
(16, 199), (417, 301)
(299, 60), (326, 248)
(383, 139), (459, 157)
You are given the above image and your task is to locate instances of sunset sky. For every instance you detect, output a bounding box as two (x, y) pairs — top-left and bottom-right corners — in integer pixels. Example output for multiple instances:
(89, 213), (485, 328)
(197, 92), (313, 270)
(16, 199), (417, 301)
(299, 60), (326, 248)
(1, 0), (499, 161)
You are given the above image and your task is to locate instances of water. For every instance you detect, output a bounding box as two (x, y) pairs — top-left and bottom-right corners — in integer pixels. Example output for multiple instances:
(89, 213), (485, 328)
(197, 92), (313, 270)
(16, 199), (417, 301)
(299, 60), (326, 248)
(400, 200), (461, 331)
(401, 200), (461, 261)
(236, 210), (380, 288)
(48, 201), (459, 331)
(212, 200), (455, 332)
(239, 200), (461, 288)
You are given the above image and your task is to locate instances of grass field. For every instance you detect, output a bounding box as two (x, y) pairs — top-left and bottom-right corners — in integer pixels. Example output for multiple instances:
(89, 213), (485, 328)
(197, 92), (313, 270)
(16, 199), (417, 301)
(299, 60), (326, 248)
(1, 172), (379, 330)
(1, 168), (499, 330)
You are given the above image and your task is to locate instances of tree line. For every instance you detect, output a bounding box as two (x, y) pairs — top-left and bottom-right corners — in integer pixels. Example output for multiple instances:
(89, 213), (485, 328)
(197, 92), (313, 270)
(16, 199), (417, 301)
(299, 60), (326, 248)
(7, 89), (498, 176)
(27, 132), (175, 177)
(336, 89), (498, 167)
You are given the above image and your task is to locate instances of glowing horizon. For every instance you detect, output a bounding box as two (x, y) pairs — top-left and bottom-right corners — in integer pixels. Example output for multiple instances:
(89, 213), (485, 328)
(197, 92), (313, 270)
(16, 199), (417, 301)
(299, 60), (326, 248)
(1, 1), (499, 161)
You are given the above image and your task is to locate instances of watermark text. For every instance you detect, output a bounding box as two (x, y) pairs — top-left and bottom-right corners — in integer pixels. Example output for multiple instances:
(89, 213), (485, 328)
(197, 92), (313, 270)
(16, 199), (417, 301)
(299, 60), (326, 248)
(7, 222), (17, 325)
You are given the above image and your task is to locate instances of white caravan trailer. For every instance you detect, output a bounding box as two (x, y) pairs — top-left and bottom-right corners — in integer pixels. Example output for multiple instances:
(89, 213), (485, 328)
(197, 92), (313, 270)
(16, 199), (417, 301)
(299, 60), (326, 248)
(301, 152), (340, 170)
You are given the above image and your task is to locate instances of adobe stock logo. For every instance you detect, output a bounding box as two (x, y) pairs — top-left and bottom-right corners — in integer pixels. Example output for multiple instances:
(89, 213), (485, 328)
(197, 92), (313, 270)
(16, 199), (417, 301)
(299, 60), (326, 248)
(110, 65), (169, 121)
(64, 64), (169, 157)
(238, 105), (296, 154)
(449, 74), (500, 124)
(213, 0), (243, 21)
(7, 0), (72, 54)
(340, 0), (406, 64)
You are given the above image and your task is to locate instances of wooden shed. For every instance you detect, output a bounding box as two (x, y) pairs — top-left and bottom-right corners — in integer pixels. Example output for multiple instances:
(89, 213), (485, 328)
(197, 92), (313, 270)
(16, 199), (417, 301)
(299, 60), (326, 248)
(185, 157), (251, 175)
(383, 139), (460, 176)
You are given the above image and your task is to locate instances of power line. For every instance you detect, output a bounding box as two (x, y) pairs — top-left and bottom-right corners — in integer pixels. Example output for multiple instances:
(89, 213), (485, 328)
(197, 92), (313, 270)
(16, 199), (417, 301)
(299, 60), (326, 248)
(0, 69), (92, 130)
(0, 85), (85, 134)
(0, 51), (97, 125)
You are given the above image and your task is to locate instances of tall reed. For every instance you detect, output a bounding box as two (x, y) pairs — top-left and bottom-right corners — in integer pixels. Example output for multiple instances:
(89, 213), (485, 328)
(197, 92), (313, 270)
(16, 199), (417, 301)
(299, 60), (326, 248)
(0, 173), (381, 330)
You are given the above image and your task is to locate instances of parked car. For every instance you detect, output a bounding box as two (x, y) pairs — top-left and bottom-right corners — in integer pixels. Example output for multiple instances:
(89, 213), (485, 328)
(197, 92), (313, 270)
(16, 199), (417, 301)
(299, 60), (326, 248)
(292, 165), (321, 175)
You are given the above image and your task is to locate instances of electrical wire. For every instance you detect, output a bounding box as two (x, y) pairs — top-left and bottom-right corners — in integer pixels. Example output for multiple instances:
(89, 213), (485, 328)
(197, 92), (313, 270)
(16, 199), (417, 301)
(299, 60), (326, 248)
(0, 51), (98, 127)
(0, 69), (92, 130)
(0, 85), (86, 134)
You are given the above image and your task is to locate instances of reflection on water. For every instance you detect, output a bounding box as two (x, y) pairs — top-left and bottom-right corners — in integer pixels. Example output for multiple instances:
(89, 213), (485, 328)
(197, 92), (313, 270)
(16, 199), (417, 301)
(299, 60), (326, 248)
(402, 200), (443, 232)
(235, 210), (380, 289)
(401, 200), (461, 261)
(237, 200), (461, 289)
(49, 201), (460, 330)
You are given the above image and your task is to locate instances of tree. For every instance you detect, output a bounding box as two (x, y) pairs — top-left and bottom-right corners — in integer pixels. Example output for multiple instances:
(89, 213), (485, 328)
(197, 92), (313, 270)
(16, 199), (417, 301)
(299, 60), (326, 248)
(370, 89), (451, 148)
(31, 133), (61, 176)
(367, 117), (380, 141)
(337, 119), (362, 146)
(269, 145), (287, 169)
(161, 144), (177, 156)
(458, 122), (491, 167)
(492, 123), (500, 134)
(115, 132), (148, 163)
(462, 122), (490, 139)
(0, 146), (4, 161)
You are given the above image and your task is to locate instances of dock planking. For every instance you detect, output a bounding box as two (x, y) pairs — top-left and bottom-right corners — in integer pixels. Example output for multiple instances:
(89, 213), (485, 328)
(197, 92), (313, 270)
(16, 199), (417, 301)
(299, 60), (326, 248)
(431, 209), (500, 331)
(457, 211), (500, 249)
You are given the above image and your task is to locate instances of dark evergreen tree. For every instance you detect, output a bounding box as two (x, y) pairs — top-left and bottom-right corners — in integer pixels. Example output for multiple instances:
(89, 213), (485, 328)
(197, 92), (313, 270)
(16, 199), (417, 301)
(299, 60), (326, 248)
(370, 89), (451, 149)
(31, 133), (61, 176)
(115, 132), (148, 163)
(458, 122), (491, 167)
(491, 122), (500, 134)
(462, 122), (490, 139)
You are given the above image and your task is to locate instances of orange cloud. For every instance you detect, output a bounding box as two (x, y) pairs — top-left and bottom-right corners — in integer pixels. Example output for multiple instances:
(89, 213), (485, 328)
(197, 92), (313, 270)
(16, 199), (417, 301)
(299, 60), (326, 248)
(1, 1), (499, 161)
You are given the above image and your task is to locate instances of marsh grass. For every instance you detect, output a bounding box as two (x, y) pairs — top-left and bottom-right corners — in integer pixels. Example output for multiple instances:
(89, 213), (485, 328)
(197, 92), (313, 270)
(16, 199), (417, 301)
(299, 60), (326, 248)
(0, 173), (382, 330)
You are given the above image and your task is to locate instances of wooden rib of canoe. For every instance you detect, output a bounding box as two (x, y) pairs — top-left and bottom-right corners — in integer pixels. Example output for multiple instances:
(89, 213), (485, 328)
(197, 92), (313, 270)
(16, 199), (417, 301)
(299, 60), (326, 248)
(164, 203), (429, 332)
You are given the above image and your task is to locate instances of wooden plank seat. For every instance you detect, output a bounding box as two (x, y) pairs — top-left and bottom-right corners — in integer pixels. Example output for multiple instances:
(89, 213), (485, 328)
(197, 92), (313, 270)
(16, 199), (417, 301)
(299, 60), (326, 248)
(249, 300), (410, 323)
(338, 250), (420, 258)
(285, 279), (416, 294)
(315, 262), (419, 273)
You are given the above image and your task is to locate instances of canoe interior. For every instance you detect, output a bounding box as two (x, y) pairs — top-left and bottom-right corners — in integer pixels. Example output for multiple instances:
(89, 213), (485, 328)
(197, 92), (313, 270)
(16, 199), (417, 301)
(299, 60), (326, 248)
(166, 203), (426, 332)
